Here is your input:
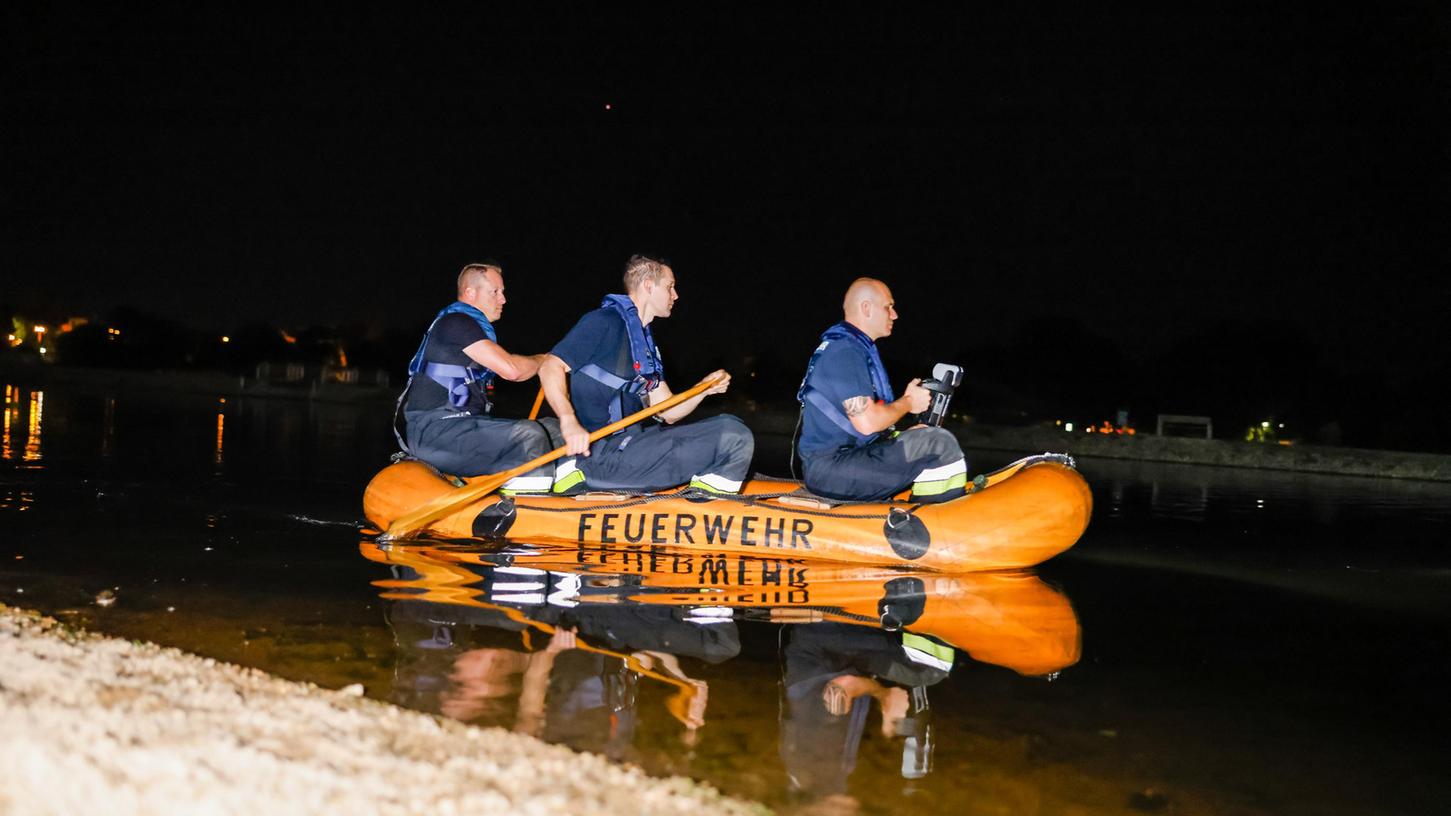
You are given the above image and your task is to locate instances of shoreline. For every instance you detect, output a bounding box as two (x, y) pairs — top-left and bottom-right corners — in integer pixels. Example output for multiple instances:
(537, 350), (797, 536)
(5, 361), (1450, 482)
(743, 410), (1451, 483)
(0, 604), (763, 816)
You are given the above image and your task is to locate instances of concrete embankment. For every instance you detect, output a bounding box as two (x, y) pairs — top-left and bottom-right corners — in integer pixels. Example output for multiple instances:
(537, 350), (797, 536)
(952, 422), (1451, 482)
(745, 409), (1451, 482)
(0, 605), (763, 816)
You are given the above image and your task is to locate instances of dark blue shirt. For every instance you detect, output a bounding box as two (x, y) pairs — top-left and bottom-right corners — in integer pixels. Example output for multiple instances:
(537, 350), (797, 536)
(550, 308), (650, 432)
(797, 336), (883, 457)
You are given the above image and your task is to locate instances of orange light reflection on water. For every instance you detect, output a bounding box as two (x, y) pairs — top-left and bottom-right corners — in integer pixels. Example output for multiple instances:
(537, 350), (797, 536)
(2, 384), (14, 460)
(23, 391), (43, 462)
(214, 402), (226, 470)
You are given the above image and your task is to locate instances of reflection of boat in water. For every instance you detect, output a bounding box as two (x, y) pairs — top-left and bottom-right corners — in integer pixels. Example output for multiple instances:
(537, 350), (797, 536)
(361, 539), (1080, 678)
(363, 538), (1081, 790)
(363, 453), (1093, 571)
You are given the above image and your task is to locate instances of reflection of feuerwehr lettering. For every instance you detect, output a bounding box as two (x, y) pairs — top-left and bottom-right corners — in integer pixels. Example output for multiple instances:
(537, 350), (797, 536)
(569, 544), (811, 597)
(576, 512), (813, 548)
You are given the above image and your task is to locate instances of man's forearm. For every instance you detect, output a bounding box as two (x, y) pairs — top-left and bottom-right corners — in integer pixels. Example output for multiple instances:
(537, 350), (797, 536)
(658, 392), (706, 424)
(858, 397), (912, 435)
(538, 356), (575, 420)
(502, 352), (544, 382)
(655, 386), (705, 426)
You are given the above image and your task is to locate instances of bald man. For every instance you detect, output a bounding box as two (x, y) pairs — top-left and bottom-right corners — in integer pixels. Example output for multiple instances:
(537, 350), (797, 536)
(794, 278), (968, 503)
(394, 263), (555, 493)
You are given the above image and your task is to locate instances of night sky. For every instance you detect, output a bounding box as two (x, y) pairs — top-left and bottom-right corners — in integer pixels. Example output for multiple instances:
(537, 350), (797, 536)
(5, 5), (1447, 385)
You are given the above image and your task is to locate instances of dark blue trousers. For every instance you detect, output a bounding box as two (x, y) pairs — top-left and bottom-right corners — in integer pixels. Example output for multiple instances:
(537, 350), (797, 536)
(555, 414), (755, 493)
(405, 408), (554, 489)
(801, 426), (967, 503)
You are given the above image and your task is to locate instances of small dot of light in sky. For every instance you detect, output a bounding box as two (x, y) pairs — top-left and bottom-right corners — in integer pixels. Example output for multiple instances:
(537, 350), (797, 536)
(604, 103), (612, 110)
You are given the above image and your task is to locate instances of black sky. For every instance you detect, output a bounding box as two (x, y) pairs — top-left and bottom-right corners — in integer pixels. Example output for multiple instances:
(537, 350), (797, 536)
(3, 4), (1446, 377)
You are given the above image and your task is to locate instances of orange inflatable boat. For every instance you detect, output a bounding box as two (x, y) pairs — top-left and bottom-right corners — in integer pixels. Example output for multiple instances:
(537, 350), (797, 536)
(363, 453), (1092, 572)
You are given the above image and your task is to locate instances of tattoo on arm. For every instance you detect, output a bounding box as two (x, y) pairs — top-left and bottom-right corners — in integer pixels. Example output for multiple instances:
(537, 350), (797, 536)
(842, 396), (872, 418)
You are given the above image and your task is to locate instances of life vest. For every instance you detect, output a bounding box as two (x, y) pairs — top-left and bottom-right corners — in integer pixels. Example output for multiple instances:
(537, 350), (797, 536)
(393, 302), (498, 452)
(797, 321), (895, 446)
(406, 301), (498, 410)
(574, 294), (665, 425)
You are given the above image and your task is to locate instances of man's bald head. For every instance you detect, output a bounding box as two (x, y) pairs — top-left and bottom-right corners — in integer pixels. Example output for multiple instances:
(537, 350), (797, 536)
(843, 277), (888, 313)
(842, 277), (897, 340)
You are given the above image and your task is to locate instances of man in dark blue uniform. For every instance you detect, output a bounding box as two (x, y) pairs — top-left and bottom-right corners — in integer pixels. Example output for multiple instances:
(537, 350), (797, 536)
(397, 263), (555, 493)
(796, 278), (967, 503)
(538, 255), (754, 495)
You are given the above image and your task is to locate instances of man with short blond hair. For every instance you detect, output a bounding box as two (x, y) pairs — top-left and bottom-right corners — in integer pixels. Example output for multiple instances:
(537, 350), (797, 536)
(395, 263), (554, 492)
(537, 254), (753, 495)
(621, 254), (669, 293)
(795, 277), (968, 503)
(457, 262), (502, 296)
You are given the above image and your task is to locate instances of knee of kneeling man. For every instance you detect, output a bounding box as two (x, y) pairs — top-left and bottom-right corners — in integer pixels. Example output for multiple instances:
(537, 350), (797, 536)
(514, 422), (551, 447)
(920, 426), (962, 454)
(714, 414), (754, 447)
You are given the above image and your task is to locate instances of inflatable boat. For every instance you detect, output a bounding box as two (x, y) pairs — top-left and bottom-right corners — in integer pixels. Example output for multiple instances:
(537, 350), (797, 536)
(363, 452), (1092, 572)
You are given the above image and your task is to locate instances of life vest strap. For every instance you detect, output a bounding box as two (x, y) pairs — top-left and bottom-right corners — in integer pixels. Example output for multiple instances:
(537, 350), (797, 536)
(800, 386), (876, 443)
(576, 363), (649, 425)
(423, 361), (491, 411)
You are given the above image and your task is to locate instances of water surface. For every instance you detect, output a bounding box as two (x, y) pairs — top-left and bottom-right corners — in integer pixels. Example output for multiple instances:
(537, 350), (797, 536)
(3, 382), (1448, 815)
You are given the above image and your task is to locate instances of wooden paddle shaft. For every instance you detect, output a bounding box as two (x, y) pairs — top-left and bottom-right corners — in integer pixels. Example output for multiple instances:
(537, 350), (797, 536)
(383, 374), (724, 539)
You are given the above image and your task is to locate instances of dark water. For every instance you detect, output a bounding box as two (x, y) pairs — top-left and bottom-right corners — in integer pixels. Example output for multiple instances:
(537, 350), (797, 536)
(3, 381), (1450, 815)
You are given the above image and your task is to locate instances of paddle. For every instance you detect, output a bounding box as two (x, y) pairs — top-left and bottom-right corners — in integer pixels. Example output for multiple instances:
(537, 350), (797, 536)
(526, 386), (546, 420)
(381, 373), (724, 540)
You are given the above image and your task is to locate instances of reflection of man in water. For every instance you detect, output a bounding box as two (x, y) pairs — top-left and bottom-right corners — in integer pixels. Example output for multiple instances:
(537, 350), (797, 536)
(780, 622), (952, 803)
(387, 568), (738, 760)
(441, 646), (530, 722)
(532, 601), (736, 760)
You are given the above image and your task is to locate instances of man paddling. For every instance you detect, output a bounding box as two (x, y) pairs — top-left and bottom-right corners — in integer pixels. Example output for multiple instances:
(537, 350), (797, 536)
(795, 278), (968, 503)
(538, 254), (754, 496)
(395, 263), (555, 493)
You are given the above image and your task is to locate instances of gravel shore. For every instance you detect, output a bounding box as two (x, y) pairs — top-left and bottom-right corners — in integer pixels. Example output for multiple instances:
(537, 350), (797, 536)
(0, 605), (765, 816)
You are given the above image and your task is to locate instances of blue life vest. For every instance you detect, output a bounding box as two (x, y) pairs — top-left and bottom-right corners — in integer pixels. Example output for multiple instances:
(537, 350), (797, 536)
(797, 321), (894, 445)
(575, 294), (665, 425)
(405, 301), (498, 412)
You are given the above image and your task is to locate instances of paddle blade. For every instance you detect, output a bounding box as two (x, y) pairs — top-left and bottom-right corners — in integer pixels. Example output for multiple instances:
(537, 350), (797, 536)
(381, 470), (511, 541)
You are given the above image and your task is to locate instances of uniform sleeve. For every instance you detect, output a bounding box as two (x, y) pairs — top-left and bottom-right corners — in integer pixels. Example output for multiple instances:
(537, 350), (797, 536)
(808, 343), (877, 408)
(425, 314), (488, 364)
(550, 310), (617, 372)
(435, 314), (487, 347)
